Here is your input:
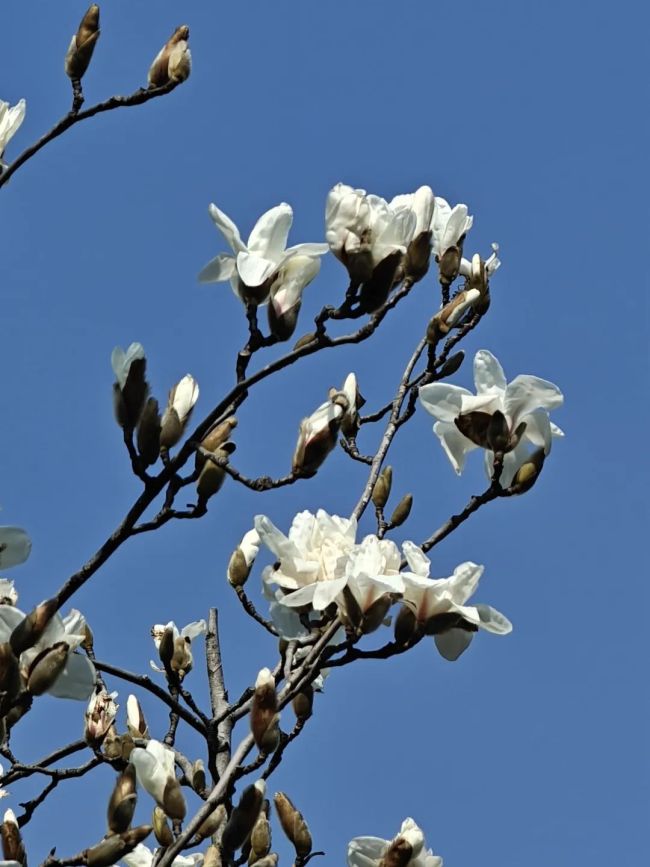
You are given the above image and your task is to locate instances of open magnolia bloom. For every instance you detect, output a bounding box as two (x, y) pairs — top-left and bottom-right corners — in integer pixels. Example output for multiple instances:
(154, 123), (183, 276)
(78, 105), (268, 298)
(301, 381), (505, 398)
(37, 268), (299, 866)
(0, 606), (96, 699)
(150, 619), (206, 677)
(400, 542), (511, 661)
(130, 739), (186, 820)
(419, 349), (564, 486)
(198, 201), (328, 306)
(348, 817), (442, 867)
(292, 373), (359, 475)
(0, 98), (26, 168)
(256, 509), (358, 612)
(123, 844), (203, 867)
(431, 196), (473, 258)
(0, 526), (31, 570)
(335, 535), (404, 635)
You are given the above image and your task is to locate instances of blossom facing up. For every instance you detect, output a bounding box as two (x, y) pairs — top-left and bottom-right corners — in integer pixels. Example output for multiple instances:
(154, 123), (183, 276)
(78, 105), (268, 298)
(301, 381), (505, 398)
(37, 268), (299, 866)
(348, 817), (442, 867)
(148, 25), (191, 87)
(292, 373), (359, 476)
(0, 605), (96, 700)
(84, 687), (118, 746)
(419, 349), (564, 486)
(130, 739), (186, 820)
(123, 844), (204, 867)
(255, 509), (358, 612)
(0, 98), (26, 168)
(199, 201), (328, 306)
(399, 542), (511, 661)
(389, 185), (436, 280)
(0, 527), (31, 571)
(150, 619), (207, 678)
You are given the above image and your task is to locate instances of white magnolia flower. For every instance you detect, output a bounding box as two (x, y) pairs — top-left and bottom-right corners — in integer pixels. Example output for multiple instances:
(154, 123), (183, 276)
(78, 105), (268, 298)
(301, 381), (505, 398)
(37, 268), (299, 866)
(255, 509), (357, 611)
(84, 688), (118, 745)
(166, 374), (199, 425)
(401, 542), (511, 661)
(267, 254), (321, 340)
(0, 579), (18, 606)
(336, 535), (404, 634)
(0, 98), (26, 167)
(326, 183), (417, 280)
(111, 343), (145, 390)
(430, 196), (473, 257)
(419, 349), (564, 485)
(348, 817), (442, 867)
(130, 739), (185, 819)
(460, 244), (501, 282)
(0, 527), (31, 570)
(199, 202), (328, 306)
(0, 606), (96, 700)
(123, 843), (203, 867)
(150, 619), (206, 674)
(390, 185), (435, 238)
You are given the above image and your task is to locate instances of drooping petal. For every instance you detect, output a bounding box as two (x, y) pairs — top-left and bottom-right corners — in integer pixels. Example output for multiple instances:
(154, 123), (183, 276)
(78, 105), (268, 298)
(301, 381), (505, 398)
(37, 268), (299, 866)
(130, 747), (167, 803)
(208, 203), (246, 254)
(433, 421), (476, 474)
(247, 203), (292, 258)
(474, 603), (513, 634)
(197, 253), (237, 284)
(180, 620), (207, 641)
(434, 628), (474, 661)
(0, 604), (26, 640)
(0, 527), (31, 569)
(284, 242), (330, 257)
(473, 350), (507, 395)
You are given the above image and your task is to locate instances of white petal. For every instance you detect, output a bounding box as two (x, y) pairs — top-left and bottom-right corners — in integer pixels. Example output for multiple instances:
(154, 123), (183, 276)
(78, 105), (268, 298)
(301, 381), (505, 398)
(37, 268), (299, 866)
(504, 375), (564, 426)
(284, 242), (329, 257)
(433, 421), (476, 474)
(236, 251), (277, 287)
(131, 748), (166, 803)
(197, 254), (237, 284)
(434, 628), (474, 661)
(473, 350), (507, 395)
(247, 203), (292, 258)
(402, 541), (431, 578)
(347, 836), (388, 867)
(47, 653), (96, 700)
(0, 527), (31, 569)
(0, 605), (26, 641)
(122, 844), (154, 867)
(208, 203), (246, 254)
(419, 383), (474, 423)
(475, 603), (513, 635)
(448, 561), (483, 604)
(181, 620), (207, 641)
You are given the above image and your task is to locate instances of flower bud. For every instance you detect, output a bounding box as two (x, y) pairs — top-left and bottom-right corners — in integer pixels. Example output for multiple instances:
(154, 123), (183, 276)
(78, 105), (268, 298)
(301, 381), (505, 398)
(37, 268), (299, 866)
(65, 5), (100, 81)
(126, 694), (149, 739)
(508, 448), (546, 495)
(192, 758), (206, 794)
(389, 494), (413, 528)
(86, 835), (125, 867)
(26, 642), (69, 695)
(196, 450), (228, 508)
(162, 776), (186, 821)
(222, 780), (266, 855)
(112, 345), (148, 433)
(10, 598), (57, 655)
(251, 668), (280, 753)
(200, 417), (238, 459)
(153, 805), (173, 846)
(160, 374), (199, 450)
(107, 764), (137, 834)
(1, 809), (25, 863)
(249, 812), (271, 861)
(85, 688), (118, 748)
(292, 401), (343, 477)
(291, 685), (313, 721)
(437, 350), (465, 379)
(273, 792), (312, 857)
(170, 635), (193, 679)
(196, 803), (227, 842)
(136, 397), (161, 467)
(293, 332), (317, 351)
(148, 25), (191, 87)
(371, 465), (392, 509)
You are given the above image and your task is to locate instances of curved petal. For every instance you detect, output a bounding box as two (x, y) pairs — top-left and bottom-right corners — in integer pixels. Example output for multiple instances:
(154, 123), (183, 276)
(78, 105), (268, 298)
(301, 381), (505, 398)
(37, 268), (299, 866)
(448, 561), (483, 604)
(402, 541), (431, 578)
(419, 383), (473, 423)
(434, 628), (474, 661)
(522, 409), (552, 453)
(475, 603), (513, 634)
(47, 653), (96, 700)
(122, 844), (154, 867)
(208, 203), (246, 253)
(434, 421), (476, 474)
(0, 527), (32, 569)
(130, 747), (166, 803)
(268, 599), (309, 640)
(0, 604), (26, 641)
(473, 350), (507, 395)
(284, 242), (329, 257)
(197, 254), (236, 284)
(247, 203), (292, 258)
(347, 836), (388, 867)
(504, 375), (563, 425)
(236, 251), (276, 287)
(181, 620), (207, 640)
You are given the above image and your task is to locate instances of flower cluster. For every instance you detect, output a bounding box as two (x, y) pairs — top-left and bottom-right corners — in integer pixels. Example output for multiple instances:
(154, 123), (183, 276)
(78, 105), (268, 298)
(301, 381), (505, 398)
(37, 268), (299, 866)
(253, 509), (509, 659)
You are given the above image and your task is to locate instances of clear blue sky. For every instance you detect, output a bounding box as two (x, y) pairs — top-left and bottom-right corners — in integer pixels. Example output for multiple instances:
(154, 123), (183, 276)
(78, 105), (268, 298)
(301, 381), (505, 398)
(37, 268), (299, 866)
(1, 1), (647, 864)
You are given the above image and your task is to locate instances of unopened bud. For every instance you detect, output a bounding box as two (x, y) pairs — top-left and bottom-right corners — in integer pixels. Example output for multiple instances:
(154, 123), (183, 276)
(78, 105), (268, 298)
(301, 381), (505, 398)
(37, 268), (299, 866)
(291, 686), (313, 721)
(122, 825), (153, 848)
(136, 397), (161, 467)
(509, 448), (546, 495)
(10, 598), (57, 655)
(65, 4), (100, 80)
(196, 454), (227, 507)
(200, 417), (238, 457)
(153, 805), (174, 846)
(438, 245), (461, 285)
(371, 465), (393, 509)
(249, 812), (271, 861)
(160, 374), (199, 450)
(293, 332), (317, 351)
(114, 355), (148, 434)
(273, 792), (312, 857)
(1, 809), (25, 863)
(148, 26), (191, 87)
(389, 494), (413, 527)
(196, 803), (227, 842)
(192, 758), (206, 794)
(126, 694), (149, 739)
(170, 635), (193, 679)
(107, 765), (137, 834)
(228, 548), (250, 588)
(222, 780), (266, 855)
(251, 668), (280, 753)
(437, 350), (465, 379)
(27, 642), (69, 695)
(162, 776), (186, 821)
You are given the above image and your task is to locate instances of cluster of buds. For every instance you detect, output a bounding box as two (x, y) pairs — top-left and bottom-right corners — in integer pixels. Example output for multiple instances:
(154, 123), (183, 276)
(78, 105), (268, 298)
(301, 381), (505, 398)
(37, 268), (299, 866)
(371, 466), (413, 529)
(292, 373), (358, 476)
(64, 5), (100, 82)
(148, 25), (192, 87)
(195, 416), (237, 509)
(250, 668), (280, 753)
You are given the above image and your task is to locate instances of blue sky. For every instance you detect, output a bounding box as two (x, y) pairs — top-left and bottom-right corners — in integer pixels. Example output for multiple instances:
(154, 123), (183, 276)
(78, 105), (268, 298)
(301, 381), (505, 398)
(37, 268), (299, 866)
(0, 1), (647, 864)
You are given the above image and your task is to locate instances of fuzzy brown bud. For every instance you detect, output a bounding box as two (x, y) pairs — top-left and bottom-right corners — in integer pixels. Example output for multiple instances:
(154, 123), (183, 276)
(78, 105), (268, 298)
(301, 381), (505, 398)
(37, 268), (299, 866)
(107, 764), (137, 834)
(222, 781), (266, 855)
(136, 397), (161, 467)
(358, 249), (403, 313)
(65, 5), (100, 80)
(1, 809), (25, 863)
(273, 792), (312, 857)
(251, 668), (280, 753)
(389, 494), (413, 528)
(249, 812), (272, 861)
(371, 465), (393, 510)
(508, 448), (546, 495)
(437, 350), (465, 379)
(196, 803), (227, 842)
(153, 806), (174, 846)
(291, 686), (313, 721)
(148, 26), (191, 87)
(437, 244), (461, 285)
(162, 776), (186, 821)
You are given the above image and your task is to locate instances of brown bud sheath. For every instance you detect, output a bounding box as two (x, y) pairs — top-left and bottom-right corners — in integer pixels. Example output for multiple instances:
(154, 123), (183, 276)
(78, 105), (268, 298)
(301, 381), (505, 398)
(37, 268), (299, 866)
(148, 26), (191, 87)
(389, 494), (413, 528)
(380, 837), (413, 867)
(249, 812), (272, 861)
(222, 781), (266, 855)
(291, 685), (313, 721)
(136, 397), (161, 467)
(153, 806), (174, 846)
(10, 598), (57, 655)
(192, 758), (206, 793)
(196, 803), (227, 842)
(509, 448), (546, 495)
(65, 4), (100, 80)
(1, 810), (25, 863)
(0, 643), (20, 697)
(438, 245), (461, 285)
(26, 642), (69, 695)
(86, 835), (125, 867)
(405, 229), (432, 282)
(251, 668), (278, 751)
(437, 350), (465, 379)
(107, 764), (137, 833)
(157, 625), (175, 669)
(394, 604), (418, 646)
(273, 792), (312, 856)
(162, 776), (186, 821)
(372, 465), (393, 509)
(203, 845), (223, 867)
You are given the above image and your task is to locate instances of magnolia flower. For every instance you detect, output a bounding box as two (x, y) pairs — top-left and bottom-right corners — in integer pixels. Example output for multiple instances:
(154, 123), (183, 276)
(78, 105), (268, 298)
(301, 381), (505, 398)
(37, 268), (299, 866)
(348, 817), (442, 867)
(400, 542), (511, 661)
(255, 509), (357, 611)
(336, 535), (404, 635)
(227, 528), (261, 587)
(130, 739), (185, 819)
(112, 343), (149, 432)
(126, 694), (149, 739)
(199, 202), (327, 306)
(123, 844), (203, 867)
(150, 619), (206, 676)
(0, 98), (26, 168)
(0, 527), (31, 571)
(292, 373), (358, 475)
(430, 197), (473, 258)
(84, 688), (118, 746)
(419, 349), (564, 486)
(0, 606), (96, 699)
(267, 255), (321, 341)
(160, 374), (199, 449)
(326, 183), (416, 284)
(148, 25), (191, 87)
